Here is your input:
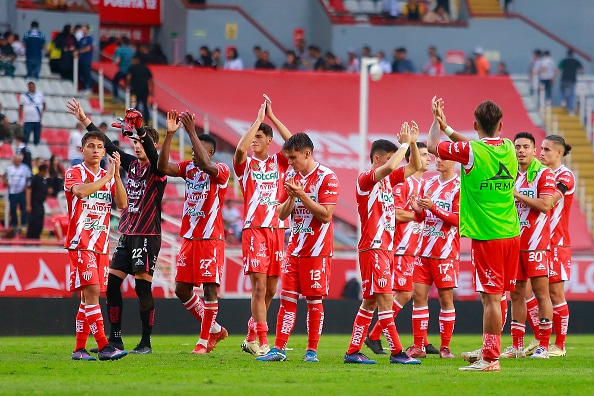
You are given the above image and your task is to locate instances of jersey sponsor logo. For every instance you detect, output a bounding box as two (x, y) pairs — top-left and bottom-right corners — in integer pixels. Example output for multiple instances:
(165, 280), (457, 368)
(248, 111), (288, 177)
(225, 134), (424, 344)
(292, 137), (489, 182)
(519, 189), (536, 198)
(535, 263), (546, 270)
(324, 190), (338, 195)
(442, 274), (452, 282)
(480, 162), (515, 191)
(259, 196), (279, 206)
(327, 182), (338, 187)
(186, 179), (209, 191)
(292, 222), (314, 235)
(187, 207), (205, 217)
(484, 269), (496, 287)
(434, 200), (450, 211)
(253, 170), (279, 181)
(311, 281), (322, 289)
(520, 220), (530, 228)
(83, 218), (107, 231)
(88, 191), (112, 202)
(176, 253), (188, 267)
(422, 224), (445, 239)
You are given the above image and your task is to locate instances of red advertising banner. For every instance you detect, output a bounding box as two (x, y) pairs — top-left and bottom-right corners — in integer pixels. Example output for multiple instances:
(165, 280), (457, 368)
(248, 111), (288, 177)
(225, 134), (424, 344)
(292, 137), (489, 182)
(93, 0), (161, 26)
(99, 24), (152, 43)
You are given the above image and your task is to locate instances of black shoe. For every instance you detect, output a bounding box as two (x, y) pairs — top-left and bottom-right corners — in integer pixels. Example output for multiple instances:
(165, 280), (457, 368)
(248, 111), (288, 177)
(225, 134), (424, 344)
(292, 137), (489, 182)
(364, 337), (387, 355)
(425, 343), (440, 355)
(98, 344), (127, 361)
(90, 340), (124, 354)
(129, 343), (152, 354)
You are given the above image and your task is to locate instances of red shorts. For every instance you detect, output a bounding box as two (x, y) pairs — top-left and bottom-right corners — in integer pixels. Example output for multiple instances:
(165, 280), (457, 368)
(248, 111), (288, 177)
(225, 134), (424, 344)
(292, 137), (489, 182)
(68, 250), (109, 292)
(517, 250), (549, 281)
(242, 228), (284, 277)
(549, 245), (571, 283)
(471, 236), (520, 294)
(359, 250), (393, 299)
(392, 254), (417, 292)
(413, 257), (459, 289)
(175, 239), (224, 286)
(281, 256), (331, 297)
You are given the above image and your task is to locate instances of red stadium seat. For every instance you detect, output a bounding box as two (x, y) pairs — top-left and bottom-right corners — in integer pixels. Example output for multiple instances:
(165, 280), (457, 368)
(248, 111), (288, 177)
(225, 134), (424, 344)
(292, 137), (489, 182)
(0, 143), (14, 159)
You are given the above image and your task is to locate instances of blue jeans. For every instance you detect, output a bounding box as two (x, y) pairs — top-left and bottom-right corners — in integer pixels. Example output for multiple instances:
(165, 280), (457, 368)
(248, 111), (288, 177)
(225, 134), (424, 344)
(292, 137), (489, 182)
(24, 122), (41, 145)
(9, 192), (27, 228)
(26, 58), (42, 79)
(560, 80), (576, 113)
(79, 60), (92, 90)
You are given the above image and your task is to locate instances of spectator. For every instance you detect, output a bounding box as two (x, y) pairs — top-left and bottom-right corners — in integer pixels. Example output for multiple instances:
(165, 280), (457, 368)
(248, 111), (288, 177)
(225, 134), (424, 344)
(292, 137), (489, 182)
(403, 0), (427, 21)
(558, 49), (584, 115)
(3, 153), (32, 232)
(423, 5), (450, 23)
(473, 46), (490, 76)
(23, 21), (46, 80)
(46, 31), (62, 74)
(77, 25), (94, 94)
(222, 200), (243, 243)
(346, 48), (360, 73)
(73, 24), (83, 42)
(48, 154), (66, 197)
(196, 45), (212, 67)
(252, 45), (263, 68)
(183, 54), (197, 67)
(0, 102), (9, 141)
(376, 51), (392, 73)
(456, 57), (477, 75)
(281, 50), (302, 71)
(381, 0), (399, 19)
(533, 49), (556, 103)
(421, 46), (438, 74)
(361, 45), (372, 58)
(127, 55), (154, 121)
(135, 43), (152, 64)
(54, 24), (77, 81)
(26, 163), (51, 239)
(392, 47), (415, 73)
(150, 44), (167, 64)
(211, 47), (222, 69)
(7, 32), (26, 57)
(255, 50), (276, 70)
(68, 122), (84, 166)
(18, 81), (46, 146)
(528, 49), (542, 95)
(308, 45), (325, 71)
(497, 61), (509, 76)
(14, 132), (32, 170)
(0, 33), (16, 77)
(424, 54), (445, 76)
(112, 36), (134, 103)
(324, 51), (345, 71)
(224, 47), (244, 70)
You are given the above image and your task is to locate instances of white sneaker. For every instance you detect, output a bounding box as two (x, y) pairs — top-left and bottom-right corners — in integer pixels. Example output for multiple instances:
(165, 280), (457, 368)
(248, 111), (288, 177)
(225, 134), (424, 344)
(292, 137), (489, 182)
(548, 344), (567, 357)
(524, 339), (539, 355)
(461, 348), (482, 363)
(241, 339), (260, 356)
(257, 344), (271, 357)
(500, 345), (526, 358)
(530, 346), (549, 359)
(459, 359), (501, 372)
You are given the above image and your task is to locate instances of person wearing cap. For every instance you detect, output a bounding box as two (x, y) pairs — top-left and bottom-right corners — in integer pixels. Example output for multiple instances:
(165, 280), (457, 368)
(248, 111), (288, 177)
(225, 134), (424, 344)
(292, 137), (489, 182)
(18, 81), (46, 146)
(0, 33), (17, 77)
(473, 47), (490, 76)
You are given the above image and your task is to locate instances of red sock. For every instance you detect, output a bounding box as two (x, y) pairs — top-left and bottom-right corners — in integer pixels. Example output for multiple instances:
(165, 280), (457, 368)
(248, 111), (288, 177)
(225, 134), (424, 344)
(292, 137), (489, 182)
(481, 333), (501, 363)
(306, 298), (324, 351)
(378, 310), (403, 354)
(183, 293), (204, 323)
(553, 302), (569, 349)
(274, 291), (298, 350)
(526, 296), (540, 339)
(510, 320), (526, 349)
(368, 300), (402, 341)
(256, 322), (269, 346)
(347, 306), (374, 354)
(246, 317), (257, 342)
(412, 305), (429, 349)
(85, 304), (108, 350)
(199, 301), (218, 343)
(439, 308), (455, 349)
(500, 294), (508, 332)
(74, 302), (90, 351)
(538, 319), (553, 348)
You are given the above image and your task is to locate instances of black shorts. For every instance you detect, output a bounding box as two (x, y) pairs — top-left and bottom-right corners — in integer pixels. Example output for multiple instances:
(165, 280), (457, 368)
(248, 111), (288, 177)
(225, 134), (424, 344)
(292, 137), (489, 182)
(110, 235), (161, 276)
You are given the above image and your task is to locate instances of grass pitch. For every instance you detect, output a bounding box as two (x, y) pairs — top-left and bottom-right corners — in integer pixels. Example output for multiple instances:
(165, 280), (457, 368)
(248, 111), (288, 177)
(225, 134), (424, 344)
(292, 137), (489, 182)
(0, 334), (592, 395)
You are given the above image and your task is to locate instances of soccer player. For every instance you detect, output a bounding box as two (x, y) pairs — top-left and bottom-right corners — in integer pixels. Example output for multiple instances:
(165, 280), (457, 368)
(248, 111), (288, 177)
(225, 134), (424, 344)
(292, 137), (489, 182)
(157, 111), (230, 354)
(344, 121), (422, 365)
(256, 133), (339, 363)
(407, 155), (460, 359)
(233, 95), (292, 356)
(66, 131), (128, 361)
(428, 97), (520, 372)
(524, 135), (573, 357)
(499, 132), (555, 360)
(365, 141), (433, 355)
(66, 99), (166, 354)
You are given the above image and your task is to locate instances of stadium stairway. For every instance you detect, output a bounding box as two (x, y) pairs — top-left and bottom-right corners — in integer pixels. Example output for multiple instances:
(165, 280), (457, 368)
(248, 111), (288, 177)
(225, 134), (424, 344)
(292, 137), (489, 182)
(467, 0), (504, 16)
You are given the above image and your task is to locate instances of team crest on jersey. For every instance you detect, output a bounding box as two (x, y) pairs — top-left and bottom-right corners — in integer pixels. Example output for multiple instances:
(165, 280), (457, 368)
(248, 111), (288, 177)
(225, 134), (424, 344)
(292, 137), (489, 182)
(176, 253), (187, 267)
(377, 277), (388, 288)
(82, 270), (92, 281)
(251, 162), (260, 171)
(398, 277), (406, 287)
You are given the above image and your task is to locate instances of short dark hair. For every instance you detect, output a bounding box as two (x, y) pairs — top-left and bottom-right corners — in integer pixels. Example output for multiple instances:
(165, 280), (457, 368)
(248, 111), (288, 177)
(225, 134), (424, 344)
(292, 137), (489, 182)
(38, 163), (48, 172)
(405, 142), (427, 163)
(283, 133), (314, 152)
(474, 100), (503, 137)
(142, 127), (159, 144)
(198, 133), (217, 153)
(258, 122), (273, 138)
(369, 139), (397, 164)
(31, 21), (39, 28)
(121, 36), (129, 45)
(82, 131), (106, 147)
(545, 135), (572, 156)
(513, 132), (535, 146)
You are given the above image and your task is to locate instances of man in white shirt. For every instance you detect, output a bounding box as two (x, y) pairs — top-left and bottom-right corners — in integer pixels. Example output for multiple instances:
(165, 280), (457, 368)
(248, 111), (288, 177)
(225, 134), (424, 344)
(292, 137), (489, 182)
(18, 81), (45, 146)
(532, 50), (556, 104)
(3, 153), (32, 231)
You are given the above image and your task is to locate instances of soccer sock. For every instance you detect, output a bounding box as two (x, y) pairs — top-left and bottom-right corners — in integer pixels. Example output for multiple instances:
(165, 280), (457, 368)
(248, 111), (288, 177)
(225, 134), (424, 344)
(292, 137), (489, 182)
(368, 300), (402, 341)
(183, 293), (204, 323)
(481, 333), (501, 363)
(378, 310), (403, 354)
(500, 294), (508, 332)
(510, 320), (526, 350)
(106, 273), (124, 341)
(274, 291), (298, 350)
(526, 296), (540, 340)
(306, 298), (324, 352)
(412, 305), (429, 349)
(347, 306), (374, 354)
(135, 279), (154, 346)
(439, 308), (456, 349)
(256, 322), (269, 346)
(198, 300), (218, 347)
(246, 316), (257, 342)
(538, 318), (553, 348)
(74, 302), (90, 351)
(552, 302), (569, 349)
(86, 304), (108, 350)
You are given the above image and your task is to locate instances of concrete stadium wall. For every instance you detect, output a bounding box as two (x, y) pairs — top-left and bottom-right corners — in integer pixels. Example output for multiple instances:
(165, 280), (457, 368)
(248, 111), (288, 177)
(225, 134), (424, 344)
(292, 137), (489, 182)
(1, 298), (593, 336)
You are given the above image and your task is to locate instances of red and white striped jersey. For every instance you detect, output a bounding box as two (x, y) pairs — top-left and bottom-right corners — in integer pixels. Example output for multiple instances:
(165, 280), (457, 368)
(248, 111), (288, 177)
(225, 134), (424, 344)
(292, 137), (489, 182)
(515, 166), (556, 251)
(177, 160), (230, 240)
(394, 176), (424, 256)
(64, 163), (116, 254)
(417, 174), (460, 259)
(357, 167), (406, 251)
(283, 163), (339, 257)
(233, 153), (289, 229)
(550, 165), (575, 247)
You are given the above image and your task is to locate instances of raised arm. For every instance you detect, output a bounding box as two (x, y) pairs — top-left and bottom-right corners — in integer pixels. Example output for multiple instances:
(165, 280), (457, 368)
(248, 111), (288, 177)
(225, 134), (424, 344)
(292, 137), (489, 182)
(136, 127), (162, 175)
(428, 96), (468, 155)
(374, 122), (412, 181)
(111, 152), (128, 210)
(157, 110), (182, 177)
(403, 121), (421, 177)
(180, 112), (219, 177)
(264, 94), (292, 141)
(234, 100), (266, 166)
